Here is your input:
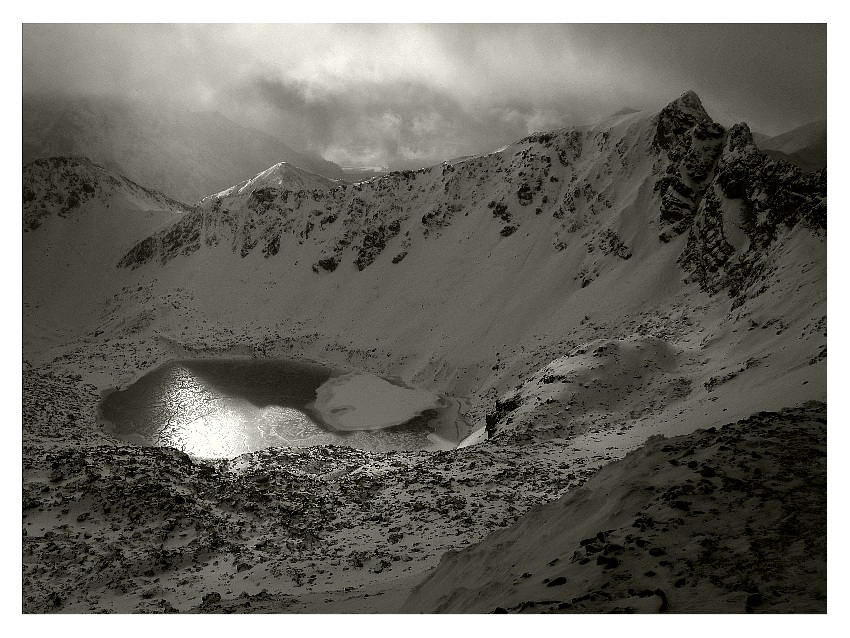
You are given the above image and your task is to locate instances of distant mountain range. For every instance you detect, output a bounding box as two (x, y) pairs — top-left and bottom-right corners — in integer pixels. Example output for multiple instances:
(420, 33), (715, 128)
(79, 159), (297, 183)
(23, 94), (344, 204)
(757, 119), (826, 175)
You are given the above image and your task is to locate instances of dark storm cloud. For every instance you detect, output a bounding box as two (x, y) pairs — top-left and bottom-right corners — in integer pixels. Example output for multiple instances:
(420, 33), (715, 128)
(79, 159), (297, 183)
(22, 23), (827, 167)
(234, 73), (556, 167)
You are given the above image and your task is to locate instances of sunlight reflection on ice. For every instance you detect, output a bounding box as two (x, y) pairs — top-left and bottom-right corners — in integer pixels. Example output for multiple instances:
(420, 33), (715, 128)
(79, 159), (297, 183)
(101, 359), (472, 458)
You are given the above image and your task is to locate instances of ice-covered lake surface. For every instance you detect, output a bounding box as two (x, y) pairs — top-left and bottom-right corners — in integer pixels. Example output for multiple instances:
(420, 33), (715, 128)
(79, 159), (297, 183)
(99, 359), (472, 458)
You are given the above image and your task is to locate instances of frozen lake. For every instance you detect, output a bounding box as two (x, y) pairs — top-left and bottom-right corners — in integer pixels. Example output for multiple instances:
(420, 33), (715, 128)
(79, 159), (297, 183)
(99, 358), (471, 458)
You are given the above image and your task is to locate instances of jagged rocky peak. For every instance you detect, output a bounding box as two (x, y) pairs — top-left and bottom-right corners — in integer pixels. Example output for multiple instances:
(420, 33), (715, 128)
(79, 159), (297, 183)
(653, 92), (728, 241)
(676, 111), (826, 300)
(654, 90), (717, 150)
(672, 90), (708, 116)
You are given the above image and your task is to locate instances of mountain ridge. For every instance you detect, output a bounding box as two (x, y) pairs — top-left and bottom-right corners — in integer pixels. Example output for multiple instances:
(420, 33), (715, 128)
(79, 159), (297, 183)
(114, 91), (825, 309)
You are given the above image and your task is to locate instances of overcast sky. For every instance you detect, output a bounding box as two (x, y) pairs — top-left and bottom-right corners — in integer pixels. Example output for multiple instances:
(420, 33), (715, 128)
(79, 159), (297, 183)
(22, 23), (827, 168)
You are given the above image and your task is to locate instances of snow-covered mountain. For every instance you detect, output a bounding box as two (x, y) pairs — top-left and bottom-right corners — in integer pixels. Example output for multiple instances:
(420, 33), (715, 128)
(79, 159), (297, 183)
(22, 91), (826, 613)
(24, 156), (190, 232)
(23, 94), (344, 203)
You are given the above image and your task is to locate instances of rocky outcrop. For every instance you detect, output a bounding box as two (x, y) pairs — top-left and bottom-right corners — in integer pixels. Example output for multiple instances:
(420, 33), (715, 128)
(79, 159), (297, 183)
(678, 188), (736, 294)
(354, 219), (403, 271)
(715, 124), (826, 242)
(678, 123), (826, 301)
(118, 210), (205, 269)
(653, 92), (726, 241)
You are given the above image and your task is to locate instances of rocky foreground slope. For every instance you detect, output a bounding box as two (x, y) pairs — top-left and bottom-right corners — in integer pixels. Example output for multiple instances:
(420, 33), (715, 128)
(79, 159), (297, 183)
(402, 403), (826, 613)
(23, 91), (826, 612)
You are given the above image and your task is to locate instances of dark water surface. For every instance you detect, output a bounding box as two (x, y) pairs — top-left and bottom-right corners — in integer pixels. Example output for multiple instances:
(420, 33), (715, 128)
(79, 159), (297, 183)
(100, 359), (470, 458)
